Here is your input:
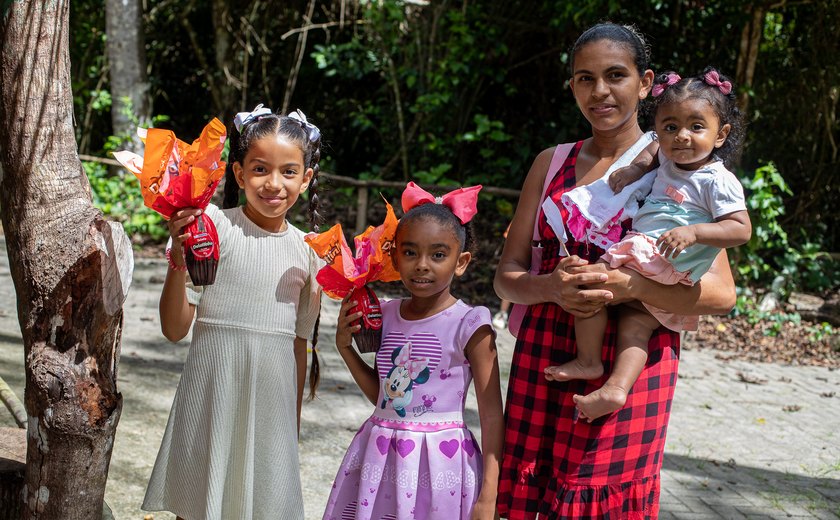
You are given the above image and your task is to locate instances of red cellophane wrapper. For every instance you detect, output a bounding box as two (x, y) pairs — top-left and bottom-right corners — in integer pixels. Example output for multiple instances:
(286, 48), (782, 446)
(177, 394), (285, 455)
(305, 201), (399, 353)
(113, 119), (227, 286)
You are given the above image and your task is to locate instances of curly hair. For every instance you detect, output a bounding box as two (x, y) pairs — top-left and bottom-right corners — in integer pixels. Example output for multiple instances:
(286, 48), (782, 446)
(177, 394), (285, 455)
(647, 67), (746, 167)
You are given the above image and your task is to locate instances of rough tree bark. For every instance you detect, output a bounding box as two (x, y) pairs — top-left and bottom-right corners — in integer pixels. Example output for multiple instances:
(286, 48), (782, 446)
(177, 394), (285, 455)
(736, 4), (765, 116)
(0, 1), (133, 517)
(105, 0), (151, 152)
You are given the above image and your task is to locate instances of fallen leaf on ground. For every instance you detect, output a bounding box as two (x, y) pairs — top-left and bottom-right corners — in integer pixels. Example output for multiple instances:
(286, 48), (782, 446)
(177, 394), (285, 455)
(736, 371), (768, 384)
(685, 314), (840, 368)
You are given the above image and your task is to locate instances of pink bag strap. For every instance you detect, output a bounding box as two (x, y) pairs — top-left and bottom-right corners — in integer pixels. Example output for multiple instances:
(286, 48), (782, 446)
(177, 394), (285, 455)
(532, 143), (575, 241)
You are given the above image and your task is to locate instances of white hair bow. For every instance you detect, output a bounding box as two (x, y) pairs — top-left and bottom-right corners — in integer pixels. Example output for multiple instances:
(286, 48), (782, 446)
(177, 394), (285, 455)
(233, 104), (272, 132)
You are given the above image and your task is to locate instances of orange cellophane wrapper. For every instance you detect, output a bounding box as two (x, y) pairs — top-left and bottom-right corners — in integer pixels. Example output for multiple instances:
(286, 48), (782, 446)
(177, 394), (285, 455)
(304, 201), (399, 299)
(113, 118), (227, 218)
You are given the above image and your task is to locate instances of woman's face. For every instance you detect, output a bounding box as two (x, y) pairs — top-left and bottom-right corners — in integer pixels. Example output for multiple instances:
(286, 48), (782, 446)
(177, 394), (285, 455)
(570, 40), (653, 135)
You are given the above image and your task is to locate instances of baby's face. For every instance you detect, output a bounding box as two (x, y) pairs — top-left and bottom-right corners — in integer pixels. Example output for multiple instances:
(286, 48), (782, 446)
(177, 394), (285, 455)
(655, 97), (731, 171)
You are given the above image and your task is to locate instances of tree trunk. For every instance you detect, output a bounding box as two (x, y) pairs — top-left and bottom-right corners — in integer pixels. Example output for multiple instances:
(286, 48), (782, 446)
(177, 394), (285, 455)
(212, 0), (237, 120)
(0, 1), (132, 517)
(736, 4), (765, 116)
(105, 0), (151, 152)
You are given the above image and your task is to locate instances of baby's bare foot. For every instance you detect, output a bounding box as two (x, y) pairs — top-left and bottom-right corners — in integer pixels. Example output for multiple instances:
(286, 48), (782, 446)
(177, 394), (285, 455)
(544, 358), (604, 382)
(573, 383), (628, 422)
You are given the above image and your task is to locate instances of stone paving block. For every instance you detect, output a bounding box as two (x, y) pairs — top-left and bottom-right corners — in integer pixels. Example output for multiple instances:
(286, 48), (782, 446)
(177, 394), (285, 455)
(664, 512), (720, 519)
(677, 495), (717, 514)
(702, 494), (757, 508)
(709, 504), (750, 519)
(781, 502), (833, 518)
(807, 508), (840, 520)
(661, 498), (694, 512)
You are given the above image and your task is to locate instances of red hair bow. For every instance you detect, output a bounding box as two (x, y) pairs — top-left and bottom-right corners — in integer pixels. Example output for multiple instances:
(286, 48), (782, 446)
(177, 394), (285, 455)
(401, 182), (482, 224)
(703, 70), (732, 95)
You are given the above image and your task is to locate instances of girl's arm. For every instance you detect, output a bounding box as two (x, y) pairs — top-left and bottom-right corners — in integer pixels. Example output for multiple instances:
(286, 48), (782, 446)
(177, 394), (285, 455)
(656, 210), (752, 258)
(465, 324), (504, 520)
(494, 147), (611, 317)
(608, 139), (660, 193)
(577, 248), (737, 315)
(159, 208), (201, 341)
(335, 296), (379, 404)
(294, 336), (308, 434)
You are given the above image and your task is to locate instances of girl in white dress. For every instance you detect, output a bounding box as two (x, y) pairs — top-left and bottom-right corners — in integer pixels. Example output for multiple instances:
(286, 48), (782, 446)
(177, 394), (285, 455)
(142, 106), (324, 520)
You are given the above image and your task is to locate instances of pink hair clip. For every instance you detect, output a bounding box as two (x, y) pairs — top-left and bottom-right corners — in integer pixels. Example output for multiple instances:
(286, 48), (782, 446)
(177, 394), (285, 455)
(703, 70), (732, 95)
(651, 72), (681, 97)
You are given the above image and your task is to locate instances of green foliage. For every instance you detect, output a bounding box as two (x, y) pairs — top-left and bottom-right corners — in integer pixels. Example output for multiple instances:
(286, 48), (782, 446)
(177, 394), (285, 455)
(66, 0), (839, 299)
(84, 161), (168, 242)
(311, 1), (519, 187)
(733, 292), (836, 341)
(734, 163), (839, 295)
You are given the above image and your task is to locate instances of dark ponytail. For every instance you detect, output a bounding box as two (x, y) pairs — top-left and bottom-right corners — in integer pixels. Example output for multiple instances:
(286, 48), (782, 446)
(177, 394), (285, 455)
(307, 315), (321, 401)
(307, 144), (322, 233)
(222, 122), (243, 209)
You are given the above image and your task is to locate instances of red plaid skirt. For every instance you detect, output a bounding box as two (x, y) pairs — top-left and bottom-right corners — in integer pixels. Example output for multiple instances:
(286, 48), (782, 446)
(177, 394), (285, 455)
(498, 144), (680, 519)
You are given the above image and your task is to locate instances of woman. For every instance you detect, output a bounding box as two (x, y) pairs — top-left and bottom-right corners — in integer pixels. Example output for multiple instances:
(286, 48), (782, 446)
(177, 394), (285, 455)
(494, 23), (736, 519)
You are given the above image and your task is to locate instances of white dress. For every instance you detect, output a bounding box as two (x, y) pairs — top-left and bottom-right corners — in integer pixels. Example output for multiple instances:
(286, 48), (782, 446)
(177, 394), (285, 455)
(143, 204), (322, 520)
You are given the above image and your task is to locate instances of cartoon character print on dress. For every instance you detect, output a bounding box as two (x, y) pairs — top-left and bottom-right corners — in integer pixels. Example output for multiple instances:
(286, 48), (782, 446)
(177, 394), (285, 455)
(337, 499), (399, 520)
(377, 331), (444, 379)
(380, 342), (431, 417)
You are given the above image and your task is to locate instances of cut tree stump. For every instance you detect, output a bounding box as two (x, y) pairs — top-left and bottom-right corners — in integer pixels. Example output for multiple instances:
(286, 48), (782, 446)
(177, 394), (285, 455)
(0, 427), (25, 519)
(0, 427), (115, 519)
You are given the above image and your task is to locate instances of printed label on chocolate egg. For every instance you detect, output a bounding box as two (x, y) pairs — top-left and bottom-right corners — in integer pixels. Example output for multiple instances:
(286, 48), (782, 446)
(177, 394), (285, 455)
(190, 239), (215, 259)
(357, 287), (383, 330)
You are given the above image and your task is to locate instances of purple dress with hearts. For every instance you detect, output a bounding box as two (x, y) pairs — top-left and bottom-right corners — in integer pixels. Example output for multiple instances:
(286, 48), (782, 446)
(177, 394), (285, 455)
(323, 299), (492, 520)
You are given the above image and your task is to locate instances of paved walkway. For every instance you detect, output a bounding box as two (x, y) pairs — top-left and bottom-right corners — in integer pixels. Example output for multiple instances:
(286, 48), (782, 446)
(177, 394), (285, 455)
(0, 239), (838, 519)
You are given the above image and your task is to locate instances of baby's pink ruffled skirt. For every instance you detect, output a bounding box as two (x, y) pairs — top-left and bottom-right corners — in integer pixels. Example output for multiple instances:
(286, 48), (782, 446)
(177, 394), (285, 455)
(601, 232), (699, 332)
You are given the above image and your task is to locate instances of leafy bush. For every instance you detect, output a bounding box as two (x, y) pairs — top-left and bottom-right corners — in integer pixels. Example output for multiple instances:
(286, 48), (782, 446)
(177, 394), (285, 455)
(734, 162), (839, 296)
(84, 160), (168, 242)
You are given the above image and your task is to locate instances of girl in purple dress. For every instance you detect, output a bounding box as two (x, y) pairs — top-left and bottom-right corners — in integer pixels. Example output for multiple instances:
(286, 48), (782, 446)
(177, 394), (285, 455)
(324, 182), (504, 520)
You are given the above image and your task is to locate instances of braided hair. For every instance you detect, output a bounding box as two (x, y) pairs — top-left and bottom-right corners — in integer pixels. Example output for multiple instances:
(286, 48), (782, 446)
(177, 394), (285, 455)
(648, 67), (745, 167)
(222, 107), (324, 399)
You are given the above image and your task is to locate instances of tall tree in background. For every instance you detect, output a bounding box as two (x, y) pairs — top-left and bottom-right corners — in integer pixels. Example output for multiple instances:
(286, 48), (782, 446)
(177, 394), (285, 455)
(0, 0), (132, 516)
(106, 0), (151, 151)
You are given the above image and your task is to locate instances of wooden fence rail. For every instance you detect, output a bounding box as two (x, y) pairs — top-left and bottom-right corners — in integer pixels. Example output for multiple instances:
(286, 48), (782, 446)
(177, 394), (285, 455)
(79, 154), (523, 232)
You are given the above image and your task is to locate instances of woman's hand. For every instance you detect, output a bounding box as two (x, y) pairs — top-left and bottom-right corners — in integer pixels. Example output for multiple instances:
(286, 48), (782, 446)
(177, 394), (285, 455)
(335, 293), (362, 351)
(568, 262), (641, 305)
(546, 256), (613, 317)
